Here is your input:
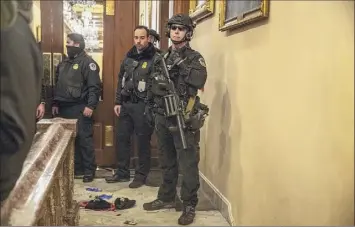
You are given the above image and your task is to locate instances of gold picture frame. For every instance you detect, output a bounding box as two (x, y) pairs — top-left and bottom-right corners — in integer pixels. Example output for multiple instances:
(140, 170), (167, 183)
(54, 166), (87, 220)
(189, 0), (215, 23)
(218, 0), (269, 31)
(105, 0), (115, 16)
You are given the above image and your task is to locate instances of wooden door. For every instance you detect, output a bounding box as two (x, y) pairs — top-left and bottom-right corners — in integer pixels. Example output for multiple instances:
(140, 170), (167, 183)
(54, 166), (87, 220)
(40, 1), (64, 119)
(75, 0), (116, 167)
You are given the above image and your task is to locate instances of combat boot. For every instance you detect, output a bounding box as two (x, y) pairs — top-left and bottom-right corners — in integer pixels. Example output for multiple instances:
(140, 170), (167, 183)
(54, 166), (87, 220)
(128, 174), (146, 188)
(128, 178), (145, 188)
(178, 205), (196, 225)
(83, 171), (95, 183)
(143, 199), (182, 211)
(105, 174), (130, 183)
(74, 170), (84, 179)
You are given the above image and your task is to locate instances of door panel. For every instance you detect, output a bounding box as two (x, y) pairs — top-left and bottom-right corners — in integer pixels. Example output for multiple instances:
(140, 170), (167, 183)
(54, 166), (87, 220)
(92, 0), (115, 167)
(40, 1), (64, 119)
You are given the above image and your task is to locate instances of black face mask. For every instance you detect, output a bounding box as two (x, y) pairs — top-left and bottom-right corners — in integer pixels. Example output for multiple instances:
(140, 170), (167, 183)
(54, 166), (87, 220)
(66, 46), (82, 58)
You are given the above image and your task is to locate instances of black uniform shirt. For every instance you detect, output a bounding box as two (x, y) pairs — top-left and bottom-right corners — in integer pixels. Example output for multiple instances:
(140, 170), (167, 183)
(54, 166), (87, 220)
(53, 51), (101, 110)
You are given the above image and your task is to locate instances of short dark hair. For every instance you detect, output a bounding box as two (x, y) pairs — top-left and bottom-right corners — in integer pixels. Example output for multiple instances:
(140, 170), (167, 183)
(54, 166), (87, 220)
(134, 25), (149, 37)
(67, 33), (85, 49)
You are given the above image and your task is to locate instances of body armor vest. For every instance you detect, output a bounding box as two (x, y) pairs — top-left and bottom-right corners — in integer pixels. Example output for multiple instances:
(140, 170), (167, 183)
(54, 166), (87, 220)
(121, 57), (154, 100)
(164, 52), (190, 100)
(56, 58), (85, 101)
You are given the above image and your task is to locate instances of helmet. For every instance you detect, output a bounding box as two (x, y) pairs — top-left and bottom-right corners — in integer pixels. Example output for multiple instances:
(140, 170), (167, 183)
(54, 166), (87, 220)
(149, 29), (160, 41)
(166, 14), (196, 41)
(167, 14), (195, 29)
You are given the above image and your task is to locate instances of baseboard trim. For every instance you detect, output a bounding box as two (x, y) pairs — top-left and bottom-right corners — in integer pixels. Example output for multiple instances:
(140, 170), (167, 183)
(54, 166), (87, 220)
(199, 171), (236, 226)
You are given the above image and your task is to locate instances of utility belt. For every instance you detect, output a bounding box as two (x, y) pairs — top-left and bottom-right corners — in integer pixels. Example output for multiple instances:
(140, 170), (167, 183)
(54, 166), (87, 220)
(121, 92), (146, 104)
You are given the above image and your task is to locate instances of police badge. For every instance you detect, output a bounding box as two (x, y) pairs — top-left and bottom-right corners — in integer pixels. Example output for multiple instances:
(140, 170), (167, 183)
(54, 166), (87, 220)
(89, 63), (97, 71)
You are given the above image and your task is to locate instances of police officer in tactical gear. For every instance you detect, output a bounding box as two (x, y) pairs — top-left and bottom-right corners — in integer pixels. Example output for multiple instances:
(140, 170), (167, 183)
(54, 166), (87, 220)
(105, 25), (156, 188)
(52, 33), (101, 183)
(143, 14), (208, 226)
(148, 29), (162, 53)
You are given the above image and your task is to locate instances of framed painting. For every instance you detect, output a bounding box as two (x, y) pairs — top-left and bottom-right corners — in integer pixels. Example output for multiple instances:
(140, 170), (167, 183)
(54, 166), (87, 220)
(189, 0), (215, 23)
(218, 0), (269, 31)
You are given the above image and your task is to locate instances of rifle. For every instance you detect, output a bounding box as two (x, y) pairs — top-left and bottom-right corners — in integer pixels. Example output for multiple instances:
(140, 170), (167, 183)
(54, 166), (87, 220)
(159, 56), (188, 150)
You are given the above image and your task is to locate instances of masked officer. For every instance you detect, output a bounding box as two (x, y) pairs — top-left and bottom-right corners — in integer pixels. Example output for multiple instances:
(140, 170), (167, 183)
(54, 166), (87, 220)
(148, 29), (162, 53)
(52, 33), (101, 183)
(105, 25), (156, 188)
(143, 14), (209, 226)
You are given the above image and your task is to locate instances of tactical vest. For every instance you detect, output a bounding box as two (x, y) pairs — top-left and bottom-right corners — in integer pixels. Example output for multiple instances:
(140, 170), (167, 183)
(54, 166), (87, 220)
(163, 51), (198, 100)
(121, 57), (154, 100)
(55, 59), (85, 101)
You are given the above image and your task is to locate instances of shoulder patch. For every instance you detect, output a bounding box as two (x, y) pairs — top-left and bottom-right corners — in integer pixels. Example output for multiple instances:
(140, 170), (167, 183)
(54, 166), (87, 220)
(89, 62), (97, 71)
(199, 58), (206, 68)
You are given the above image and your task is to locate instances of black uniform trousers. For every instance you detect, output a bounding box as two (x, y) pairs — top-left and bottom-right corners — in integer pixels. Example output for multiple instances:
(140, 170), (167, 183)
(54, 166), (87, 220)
(155, 114), (201, 207)
(116, 100), (153, 179)
(58, 103), (96, 175)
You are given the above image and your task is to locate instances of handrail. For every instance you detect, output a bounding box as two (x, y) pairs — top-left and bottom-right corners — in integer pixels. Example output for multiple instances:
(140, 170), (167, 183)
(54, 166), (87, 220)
(0, 118), (79, 226)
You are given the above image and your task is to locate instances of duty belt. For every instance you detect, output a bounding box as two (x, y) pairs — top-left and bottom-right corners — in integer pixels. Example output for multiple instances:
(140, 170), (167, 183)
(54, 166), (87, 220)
(123, 94), (145, 103)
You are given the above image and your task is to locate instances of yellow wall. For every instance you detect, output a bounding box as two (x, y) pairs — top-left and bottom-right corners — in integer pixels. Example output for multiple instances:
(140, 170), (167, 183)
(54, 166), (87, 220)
(30, 0), (41, 37)
(191, 1), (354, 225)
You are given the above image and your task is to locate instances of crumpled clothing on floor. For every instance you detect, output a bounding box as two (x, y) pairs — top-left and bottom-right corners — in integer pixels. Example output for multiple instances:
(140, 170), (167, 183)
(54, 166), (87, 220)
(79, 196), (136, 211)
(114, 197), (136, 210)
(79, 197), (115, 211)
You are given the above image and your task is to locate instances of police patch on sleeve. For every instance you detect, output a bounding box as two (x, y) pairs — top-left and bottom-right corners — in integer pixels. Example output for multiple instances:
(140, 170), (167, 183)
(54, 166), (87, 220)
(89, 62), (97, 71)
(199, 58), (206, 68)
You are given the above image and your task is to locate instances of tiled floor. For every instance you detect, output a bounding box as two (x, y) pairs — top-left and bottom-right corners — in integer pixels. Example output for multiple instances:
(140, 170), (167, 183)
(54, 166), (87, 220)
(74, 171), (230, 226)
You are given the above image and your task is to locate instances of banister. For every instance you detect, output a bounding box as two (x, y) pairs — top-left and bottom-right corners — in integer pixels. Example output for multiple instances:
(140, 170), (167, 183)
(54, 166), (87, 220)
(0, 118), (79, 226)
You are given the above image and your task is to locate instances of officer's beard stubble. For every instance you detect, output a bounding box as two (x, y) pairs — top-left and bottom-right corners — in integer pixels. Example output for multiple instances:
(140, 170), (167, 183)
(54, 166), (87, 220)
(136, 43), (149, 53)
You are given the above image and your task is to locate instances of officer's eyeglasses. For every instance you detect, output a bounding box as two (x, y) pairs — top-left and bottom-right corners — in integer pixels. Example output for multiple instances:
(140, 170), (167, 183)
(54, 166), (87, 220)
(171, 25), (186, 31)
